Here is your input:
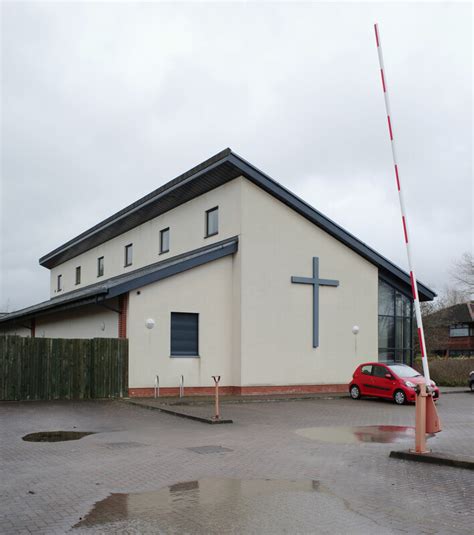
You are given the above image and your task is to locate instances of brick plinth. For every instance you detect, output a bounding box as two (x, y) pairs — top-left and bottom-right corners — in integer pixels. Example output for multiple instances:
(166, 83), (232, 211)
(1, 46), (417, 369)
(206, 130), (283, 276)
(128, 384), (347, 398)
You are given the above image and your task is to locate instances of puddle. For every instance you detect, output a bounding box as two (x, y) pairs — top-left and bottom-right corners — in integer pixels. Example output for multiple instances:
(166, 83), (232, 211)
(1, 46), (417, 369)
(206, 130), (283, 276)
(73, 478), (320, 530)
(295, 425), (433, 444)
(22, 431), (95, 442)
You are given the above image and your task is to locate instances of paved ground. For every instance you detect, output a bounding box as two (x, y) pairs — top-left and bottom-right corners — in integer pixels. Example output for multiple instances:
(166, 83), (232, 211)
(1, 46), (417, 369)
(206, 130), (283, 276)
(124, 385), (470, 424)
(1, 393), (472, 534)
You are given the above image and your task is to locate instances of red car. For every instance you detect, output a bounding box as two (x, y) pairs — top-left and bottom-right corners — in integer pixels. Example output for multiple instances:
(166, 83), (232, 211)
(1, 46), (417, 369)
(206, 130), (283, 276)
(349, 362), (440, 405)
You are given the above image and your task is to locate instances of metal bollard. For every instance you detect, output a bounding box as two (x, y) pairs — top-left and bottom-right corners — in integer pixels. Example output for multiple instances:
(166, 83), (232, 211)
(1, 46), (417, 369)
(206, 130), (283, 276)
(154, 375), (160, 399)
(212, 375), (221, 420)
(179, 375), (184, 398)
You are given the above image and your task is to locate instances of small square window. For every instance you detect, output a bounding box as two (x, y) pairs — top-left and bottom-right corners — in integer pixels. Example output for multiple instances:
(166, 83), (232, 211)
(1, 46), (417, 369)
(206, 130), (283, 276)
(57, 274), (62, 291)
(205, 207), (218, 237)
(124, 244), (133, 266)
(75, 266), (81, 285)
(97, 257), (104, 277)
(160, 228), (170, 254)
(170, 312), (199, 356)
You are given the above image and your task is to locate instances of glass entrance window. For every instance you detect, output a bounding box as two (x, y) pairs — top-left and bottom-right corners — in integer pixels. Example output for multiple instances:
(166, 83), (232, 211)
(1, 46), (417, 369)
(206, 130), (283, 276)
(378, 279), (413, 364)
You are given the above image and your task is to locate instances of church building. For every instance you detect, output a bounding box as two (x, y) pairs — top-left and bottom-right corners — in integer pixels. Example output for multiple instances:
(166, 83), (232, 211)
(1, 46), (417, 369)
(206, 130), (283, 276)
(0, 149), (435, 395)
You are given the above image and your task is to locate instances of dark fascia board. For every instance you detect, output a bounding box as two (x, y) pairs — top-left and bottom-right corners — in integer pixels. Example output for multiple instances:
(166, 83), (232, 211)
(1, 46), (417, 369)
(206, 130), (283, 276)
(38, 148), (435, 301)
(106, 236), (238, 298)
(39, 149), (235, 268)
(226, 152), (435, 302)
(1, 237), (238, 325)
(0, 291), (108, 324)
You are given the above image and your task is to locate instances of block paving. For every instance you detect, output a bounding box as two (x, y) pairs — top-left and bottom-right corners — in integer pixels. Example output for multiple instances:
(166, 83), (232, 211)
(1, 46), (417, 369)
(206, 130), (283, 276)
(0, 393), (472, 534)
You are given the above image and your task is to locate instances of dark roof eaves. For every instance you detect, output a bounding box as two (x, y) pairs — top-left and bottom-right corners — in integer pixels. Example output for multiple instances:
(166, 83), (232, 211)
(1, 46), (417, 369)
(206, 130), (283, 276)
(227, 152), (436, 301)
(0, 287), (109, 323)
(2, 237), (238, 324)
(39, 148), (233, 267)
(37, 148), (435, 301)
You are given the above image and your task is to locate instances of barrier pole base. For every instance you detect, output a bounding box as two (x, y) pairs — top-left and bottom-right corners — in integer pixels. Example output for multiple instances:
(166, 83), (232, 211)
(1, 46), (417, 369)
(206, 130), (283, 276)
(411, 383), (430, 454)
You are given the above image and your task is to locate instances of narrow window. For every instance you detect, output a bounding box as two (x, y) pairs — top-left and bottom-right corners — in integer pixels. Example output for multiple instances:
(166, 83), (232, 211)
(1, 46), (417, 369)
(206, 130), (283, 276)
(124, 244), (133, 266)
(75, 266), (81, 285)
(97, 256), (104, 277)
(170, 313), (199, 356)
(160, 227), (170, 254)
(205, 207), (219, 237)
(57, 274), (62, 291)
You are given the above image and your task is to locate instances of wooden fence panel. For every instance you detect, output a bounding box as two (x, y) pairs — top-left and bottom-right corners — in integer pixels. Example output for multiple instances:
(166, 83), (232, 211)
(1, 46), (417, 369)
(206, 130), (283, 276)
(0, 336), (128, 401)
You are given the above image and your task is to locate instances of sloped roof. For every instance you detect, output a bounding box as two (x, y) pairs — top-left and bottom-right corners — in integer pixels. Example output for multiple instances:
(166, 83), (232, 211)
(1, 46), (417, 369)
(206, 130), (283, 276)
(426, 302), (474, 325)
(1, 237), (238, 324)
(38, 149), (435, 301)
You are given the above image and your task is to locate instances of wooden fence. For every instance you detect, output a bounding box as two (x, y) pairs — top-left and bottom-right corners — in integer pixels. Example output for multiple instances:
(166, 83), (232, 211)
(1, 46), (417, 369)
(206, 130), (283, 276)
(0, 336), (128, 401)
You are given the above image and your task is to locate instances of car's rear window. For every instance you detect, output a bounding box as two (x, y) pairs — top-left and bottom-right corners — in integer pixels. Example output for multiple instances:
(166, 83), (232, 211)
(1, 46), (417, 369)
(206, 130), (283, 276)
(361, 365), (372, 375)
(388, 365), (421, 378)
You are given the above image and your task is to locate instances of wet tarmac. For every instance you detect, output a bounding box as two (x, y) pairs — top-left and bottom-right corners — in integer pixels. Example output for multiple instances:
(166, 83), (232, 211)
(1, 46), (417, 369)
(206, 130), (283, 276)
(22, 431), (95, 442)
(295, 425), (434, 444)
(73, 479), (325, 533)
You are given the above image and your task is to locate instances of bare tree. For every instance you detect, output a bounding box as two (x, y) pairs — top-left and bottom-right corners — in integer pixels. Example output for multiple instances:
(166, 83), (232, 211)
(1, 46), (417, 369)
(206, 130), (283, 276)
(450, 252), (474, 297)
(420, 284), (468, 318)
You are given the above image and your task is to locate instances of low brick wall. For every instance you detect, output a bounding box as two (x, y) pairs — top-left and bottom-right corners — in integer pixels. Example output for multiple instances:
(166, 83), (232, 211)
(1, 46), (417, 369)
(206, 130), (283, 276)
(128, 384), (348, 398)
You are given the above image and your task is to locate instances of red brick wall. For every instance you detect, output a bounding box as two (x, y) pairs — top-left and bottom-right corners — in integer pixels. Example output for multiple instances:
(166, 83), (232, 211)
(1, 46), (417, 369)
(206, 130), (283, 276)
(118, 294), (129, 339)
(447, 336), (474, 350)
(128, 384), (348, 398)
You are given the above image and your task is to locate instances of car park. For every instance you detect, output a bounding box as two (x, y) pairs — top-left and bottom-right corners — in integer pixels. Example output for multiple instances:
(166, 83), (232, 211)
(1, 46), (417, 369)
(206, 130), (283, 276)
(349, 362), (440, 405)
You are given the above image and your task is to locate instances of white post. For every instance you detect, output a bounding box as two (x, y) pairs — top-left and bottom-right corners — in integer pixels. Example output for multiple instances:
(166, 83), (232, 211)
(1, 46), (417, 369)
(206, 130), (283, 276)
(154, 375), (160, 398)
(374, 24), (431, 385)
(179, 374), (184, 398)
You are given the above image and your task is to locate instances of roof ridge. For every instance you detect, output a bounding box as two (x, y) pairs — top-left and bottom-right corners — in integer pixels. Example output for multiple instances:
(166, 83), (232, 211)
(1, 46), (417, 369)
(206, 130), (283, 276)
(39, 148), (232, 265)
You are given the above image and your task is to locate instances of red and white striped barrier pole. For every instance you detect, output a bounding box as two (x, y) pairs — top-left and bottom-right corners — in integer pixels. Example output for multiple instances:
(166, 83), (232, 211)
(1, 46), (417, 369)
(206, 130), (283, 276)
(373, 23), (431, 386)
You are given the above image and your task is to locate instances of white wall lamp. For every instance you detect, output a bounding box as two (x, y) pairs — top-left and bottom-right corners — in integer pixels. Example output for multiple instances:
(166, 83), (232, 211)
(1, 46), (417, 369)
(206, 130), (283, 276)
(145, 318), (156, 330)
(352, 325), (360, 354)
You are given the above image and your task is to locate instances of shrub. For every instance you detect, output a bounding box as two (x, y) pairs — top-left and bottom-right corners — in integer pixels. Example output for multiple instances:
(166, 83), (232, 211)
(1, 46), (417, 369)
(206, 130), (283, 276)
(413, 356), (474, 386)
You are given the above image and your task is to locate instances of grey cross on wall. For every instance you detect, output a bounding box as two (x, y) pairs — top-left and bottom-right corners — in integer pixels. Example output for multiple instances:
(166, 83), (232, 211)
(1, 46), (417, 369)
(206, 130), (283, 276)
(291, 257), (339, 348)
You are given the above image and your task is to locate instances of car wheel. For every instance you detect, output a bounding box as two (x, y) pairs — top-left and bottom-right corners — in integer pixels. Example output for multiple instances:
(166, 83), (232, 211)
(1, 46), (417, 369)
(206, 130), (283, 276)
(393, 390), (406, 405)
(350, 385), (361, 400)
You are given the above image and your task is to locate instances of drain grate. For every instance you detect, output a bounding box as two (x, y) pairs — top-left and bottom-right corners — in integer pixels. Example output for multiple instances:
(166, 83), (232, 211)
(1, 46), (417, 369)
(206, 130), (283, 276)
(187, 445), (233, 454)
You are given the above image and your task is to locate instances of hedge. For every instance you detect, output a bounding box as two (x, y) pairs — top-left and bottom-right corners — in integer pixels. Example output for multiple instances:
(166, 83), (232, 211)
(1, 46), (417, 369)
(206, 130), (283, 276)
(413, 356), (474, 387)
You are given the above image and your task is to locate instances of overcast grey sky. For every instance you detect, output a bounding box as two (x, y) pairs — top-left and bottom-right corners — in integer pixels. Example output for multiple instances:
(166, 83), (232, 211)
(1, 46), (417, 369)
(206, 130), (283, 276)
(1, 1), (472, 312)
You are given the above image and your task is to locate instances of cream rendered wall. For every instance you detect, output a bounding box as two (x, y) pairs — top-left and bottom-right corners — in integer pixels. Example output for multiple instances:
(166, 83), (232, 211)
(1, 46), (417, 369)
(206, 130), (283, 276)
(35, 302), (119, 339)
(127, 255), (237, 389)
(49, 179), (242, 297)
(239, 180), (378, 386)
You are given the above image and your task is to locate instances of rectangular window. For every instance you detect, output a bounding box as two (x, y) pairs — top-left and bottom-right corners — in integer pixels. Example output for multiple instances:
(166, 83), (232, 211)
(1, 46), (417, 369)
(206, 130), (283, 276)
(97, 256), (104, 277)
(124, 244), (133, 266)
(75, 266), (81, 285)
(160, 228), (170, 254)
(205, 207), (219, 237)
(170, 312), (199, 356)
(57, 274), (62, 291)
(450, 324), (469, 337)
